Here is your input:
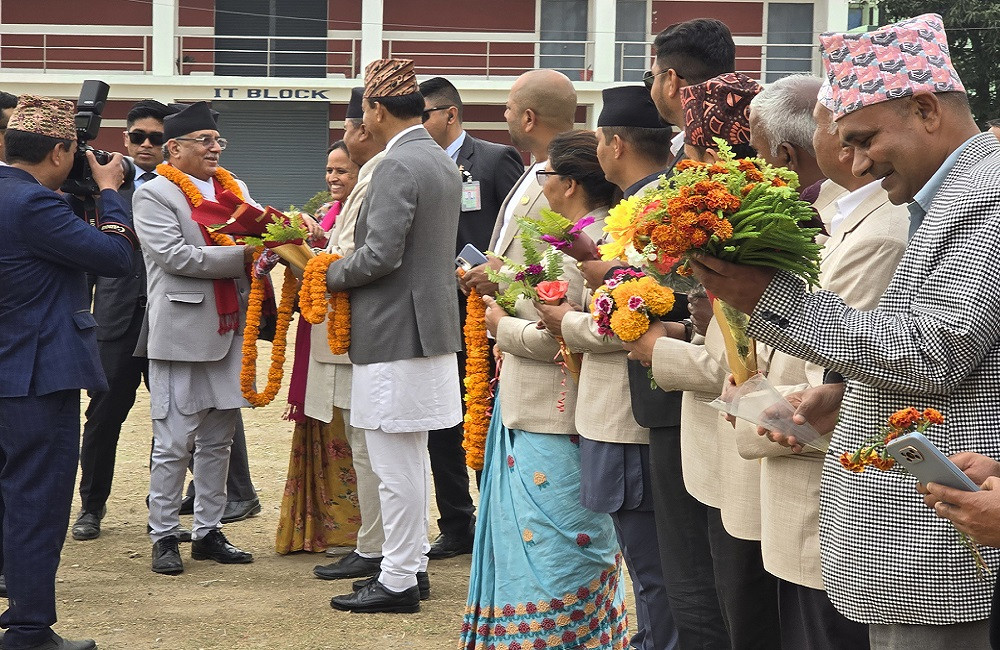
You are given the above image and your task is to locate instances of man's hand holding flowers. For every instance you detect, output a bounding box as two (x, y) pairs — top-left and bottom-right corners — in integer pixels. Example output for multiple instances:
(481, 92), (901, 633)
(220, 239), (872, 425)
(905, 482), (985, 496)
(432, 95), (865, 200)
(458, 257), (502, 297)
(579, 260), (621, 291)
(621, 320), (674, 366)
(688, 254), (776, 317)
(919, 472), (1000, 549)
(482, 294), (506, 338)
(534, 301), (578, 338)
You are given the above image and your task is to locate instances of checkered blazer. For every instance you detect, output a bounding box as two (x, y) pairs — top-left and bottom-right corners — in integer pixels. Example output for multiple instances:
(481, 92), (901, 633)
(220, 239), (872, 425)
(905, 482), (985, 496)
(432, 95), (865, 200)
(747, 132), (1000, 624)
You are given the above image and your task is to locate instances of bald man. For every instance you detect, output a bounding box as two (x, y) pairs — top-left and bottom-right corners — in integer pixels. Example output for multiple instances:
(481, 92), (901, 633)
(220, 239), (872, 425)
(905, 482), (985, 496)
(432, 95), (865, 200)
(458, 69), (577, 297)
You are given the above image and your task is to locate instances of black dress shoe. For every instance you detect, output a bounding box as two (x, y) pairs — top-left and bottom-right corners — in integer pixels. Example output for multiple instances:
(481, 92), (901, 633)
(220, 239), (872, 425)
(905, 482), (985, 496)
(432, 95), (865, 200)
(426, 533), (474, 559)
(71, 511), (102, 541)
(330, 579), (420, 613)
(178, 494), (195, 516)
(313, 551), (382, 580)
(147, 524), (192, 543)
(152, 536), (183, 575)
(22, 632), (96, 650)
(352, 571), (430, 600)
(221, 498), (261, 524)
(191, 529), (253, 564)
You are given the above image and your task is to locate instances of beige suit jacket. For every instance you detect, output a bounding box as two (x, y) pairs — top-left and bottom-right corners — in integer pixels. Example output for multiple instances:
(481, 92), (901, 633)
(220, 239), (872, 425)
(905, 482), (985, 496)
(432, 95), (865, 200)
(651, 322), (763, 539)
(734, 182), (909, 588)
(495, 210), (600, 435)
(303, 151), (386, 419)
(560, 211), (648, 445)
(489, 165), (548, 260)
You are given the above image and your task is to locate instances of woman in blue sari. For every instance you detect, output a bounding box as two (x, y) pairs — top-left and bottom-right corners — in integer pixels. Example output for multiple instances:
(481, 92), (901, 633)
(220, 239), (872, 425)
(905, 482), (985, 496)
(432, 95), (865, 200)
(461, 131), (629, 650)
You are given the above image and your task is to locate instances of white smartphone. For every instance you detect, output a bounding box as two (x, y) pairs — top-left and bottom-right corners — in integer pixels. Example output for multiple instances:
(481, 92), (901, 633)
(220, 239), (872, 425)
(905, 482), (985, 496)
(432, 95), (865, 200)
(886, 432), (980, 492)
(456, 243), (489, 270)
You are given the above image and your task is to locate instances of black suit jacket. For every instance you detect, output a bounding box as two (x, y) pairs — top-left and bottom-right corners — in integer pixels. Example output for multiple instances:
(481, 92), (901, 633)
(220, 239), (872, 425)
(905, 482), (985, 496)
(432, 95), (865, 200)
(93, 182), (147, 342)
(454, 134), (524, 255)
(627, 151), (688, 429)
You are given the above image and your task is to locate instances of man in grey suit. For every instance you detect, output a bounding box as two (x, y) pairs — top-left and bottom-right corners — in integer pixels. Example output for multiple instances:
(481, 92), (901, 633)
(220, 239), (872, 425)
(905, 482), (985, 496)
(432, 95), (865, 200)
(417, 76), (524, 559)
(327, 59), (462, 614)
(133, 102), (255, 575)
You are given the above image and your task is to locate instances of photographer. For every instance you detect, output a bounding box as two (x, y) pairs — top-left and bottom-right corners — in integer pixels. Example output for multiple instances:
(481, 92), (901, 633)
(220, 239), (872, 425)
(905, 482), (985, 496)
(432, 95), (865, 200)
(0, 96), (137, 650)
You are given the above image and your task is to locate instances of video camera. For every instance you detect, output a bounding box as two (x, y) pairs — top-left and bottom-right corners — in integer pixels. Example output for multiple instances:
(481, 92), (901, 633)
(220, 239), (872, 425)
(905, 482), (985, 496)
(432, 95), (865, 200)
(60, 80), (135, 196)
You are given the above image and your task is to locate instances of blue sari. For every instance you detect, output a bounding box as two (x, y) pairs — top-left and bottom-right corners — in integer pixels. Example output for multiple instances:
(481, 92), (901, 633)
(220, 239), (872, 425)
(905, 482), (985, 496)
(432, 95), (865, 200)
(461, 400), (629, 650)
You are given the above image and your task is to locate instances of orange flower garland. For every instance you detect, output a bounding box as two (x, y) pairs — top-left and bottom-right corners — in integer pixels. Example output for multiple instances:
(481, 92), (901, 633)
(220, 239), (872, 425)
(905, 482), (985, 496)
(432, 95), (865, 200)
(241, 262), (297, 407)
(462, 289), (491, 471)
(155, 163), (243, 206)
(300, 252), (351, 355)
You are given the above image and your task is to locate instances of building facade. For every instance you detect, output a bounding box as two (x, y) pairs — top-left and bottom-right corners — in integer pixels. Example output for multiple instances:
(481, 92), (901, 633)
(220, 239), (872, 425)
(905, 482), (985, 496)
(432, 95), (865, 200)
(0, 0), (871, 206)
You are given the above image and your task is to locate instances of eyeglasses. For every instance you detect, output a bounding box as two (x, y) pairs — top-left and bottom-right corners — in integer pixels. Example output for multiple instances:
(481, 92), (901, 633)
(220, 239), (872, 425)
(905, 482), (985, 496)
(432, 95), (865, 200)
(643, 68), (677, 90)
(535, 170), (561, 183)
(125, 130), (165, 146)
(421, 106), (452, 123)
(174, 135), (228, 150)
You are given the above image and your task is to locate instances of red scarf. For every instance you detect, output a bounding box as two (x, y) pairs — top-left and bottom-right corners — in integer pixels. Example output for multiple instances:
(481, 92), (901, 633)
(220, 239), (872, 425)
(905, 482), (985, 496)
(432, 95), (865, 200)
(189, 177), (242, 335)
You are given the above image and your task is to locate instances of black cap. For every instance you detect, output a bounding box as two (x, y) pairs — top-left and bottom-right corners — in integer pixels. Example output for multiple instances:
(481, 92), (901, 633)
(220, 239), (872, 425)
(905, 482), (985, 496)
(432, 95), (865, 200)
(345, 87), (365, 120)
(597, 86), (667, 129)
(164, 101), (219, 140)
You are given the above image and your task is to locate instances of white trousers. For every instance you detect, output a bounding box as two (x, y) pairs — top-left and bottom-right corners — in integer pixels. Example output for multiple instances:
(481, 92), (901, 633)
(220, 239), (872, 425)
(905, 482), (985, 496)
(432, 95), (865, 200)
(365, 427), (431, 592)
(340, 407), (385, 557)
(149, 406), (237, 542)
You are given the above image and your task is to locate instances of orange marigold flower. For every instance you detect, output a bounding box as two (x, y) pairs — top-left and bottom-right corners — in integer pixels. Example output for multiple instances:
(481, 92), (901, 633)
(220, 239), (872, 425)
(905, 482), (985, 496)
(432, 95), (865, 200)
(707, 164), (728, 175)
(888, 407), (922, 430)
(610, 308), (651, 342)
(705, 188), (742, 213)
(712, 219), (734, 241)
(741, 183), (756, 195)
(744, 168), (764, 183)
(771, 177), (787, 187)
(923, 408), (945, 425)
(839, 452), (866, 473)
(675, 159), (705, 172)
(870, 455), (896, 471)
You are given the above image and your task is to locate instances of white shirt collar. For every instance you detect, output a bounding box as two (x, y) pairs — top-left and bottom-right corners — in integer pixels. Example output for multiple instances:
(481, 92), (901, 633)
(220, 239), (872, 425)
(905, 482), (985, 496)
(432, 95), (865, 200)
(187, 173), (216, 201)
(831, 180), (883, 237)
(385, 124), (425, 153)
(0, 160), (7, 166)
(445, 130), (467, 162)
(670, 131), (685, 157)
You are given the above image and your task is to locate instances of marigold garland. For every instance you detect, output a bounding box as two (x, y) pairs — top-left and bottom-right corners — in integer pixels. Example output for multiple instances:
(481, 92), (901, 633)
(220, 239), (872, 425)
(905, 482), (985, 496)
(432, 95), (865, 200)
(462, 289), (491, 471)
(240, 259), (297, 407)
(155, 163), (243, 206)
(300, 252), (350, 355)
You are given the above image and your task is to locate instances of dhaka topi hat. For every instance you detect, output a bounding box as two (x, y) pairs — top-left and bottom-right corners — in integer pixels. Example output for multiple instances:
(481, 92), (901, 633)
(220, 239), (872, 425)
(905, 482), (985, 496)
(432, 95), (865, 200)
(364, 59), (419, 98)
(681, 72), (762, 148)
(163, 101), (219, 140)
(597, 86), (668, 129)
(819, 13), (965, 121)
(346, 87), (365, 120)
(7, 95), (76, 140)
(817, 78), (835, 112)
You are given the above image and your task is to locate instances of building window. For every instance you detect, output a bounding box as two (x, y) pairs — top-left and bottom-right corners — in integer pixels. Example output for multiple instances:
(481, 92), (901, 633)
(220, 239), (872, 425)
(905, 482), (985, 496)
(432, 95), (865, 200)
(215, 0), (327, 78)
(765, 2), (815, 83)
(616, 0), (647, 82)
(540, 0), (589, 79)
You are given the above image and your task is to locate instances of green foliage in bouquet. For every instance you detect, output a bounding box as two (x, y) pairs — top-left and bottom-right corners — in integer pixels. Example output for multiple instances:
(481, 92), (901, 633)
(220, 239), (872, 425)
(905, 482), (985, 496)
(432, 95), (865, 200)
(301, 191), (332, 216)
(487, 228), (564, 315)
(243, 211), (310, 248)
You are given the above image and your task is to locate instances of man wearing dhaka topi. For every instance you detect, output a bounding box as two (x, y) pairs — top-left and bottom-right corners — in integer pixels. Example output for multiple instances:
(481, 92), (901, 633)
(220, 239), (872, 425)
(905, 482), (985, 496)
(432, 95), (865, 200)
(0, 95), (137, 650)
(326, 58), (463, 614)
(133, 101), (258, 576)
(691, 13), (1000, 648)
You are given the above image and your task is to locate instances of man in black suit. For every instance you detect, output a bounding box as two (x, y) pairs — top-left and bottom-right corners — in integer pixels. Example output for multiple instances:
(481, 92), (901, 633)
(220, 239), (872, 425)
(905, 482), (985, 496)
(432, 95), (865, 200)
(71, 100), (176, 541)
(417, 77), (523, 558)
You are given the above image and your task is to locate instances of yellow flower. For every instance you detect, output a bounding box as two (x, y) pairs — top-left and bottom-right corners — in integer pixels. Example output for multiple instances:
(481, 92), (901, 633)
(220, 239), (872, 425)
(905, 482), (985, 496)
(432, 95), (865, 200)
(639, 279), (675, 316)
(600, 194), (643, 262)
(610, 309), (650, 342)
(522, 529), (533, 543)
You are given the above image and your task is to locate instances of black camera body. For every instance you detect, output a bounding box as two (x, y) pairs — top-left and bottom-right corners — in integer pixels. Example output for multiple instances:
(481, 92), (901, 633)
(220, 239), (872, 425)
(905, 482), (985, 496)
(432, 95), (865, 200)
(61, 80), (134, 196)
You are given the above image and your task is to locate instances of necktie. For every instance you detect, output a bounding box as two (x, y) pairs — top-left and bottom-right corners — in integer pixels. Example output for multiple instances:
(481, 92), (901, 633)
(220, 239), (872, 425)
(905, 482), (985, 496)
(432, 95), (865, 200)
(139, 171), (157, 182)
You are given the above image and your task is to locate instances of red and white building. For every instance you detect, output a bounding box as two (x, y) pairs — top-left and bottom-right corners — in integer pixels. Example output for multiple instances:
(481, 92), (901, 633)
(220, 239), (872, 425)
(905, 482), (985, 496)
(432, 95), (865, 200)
(0, 0), (874, 205)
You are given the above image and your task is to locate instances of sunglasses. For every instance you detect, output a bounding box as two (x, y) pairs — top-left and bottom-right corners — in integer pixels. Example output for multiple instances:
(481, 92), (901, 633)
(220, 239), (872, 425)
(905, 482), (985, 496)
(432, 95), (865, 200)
(643, 68), (678, 90)
(421, 106), (452, 123)
(126, 130), (165, 146)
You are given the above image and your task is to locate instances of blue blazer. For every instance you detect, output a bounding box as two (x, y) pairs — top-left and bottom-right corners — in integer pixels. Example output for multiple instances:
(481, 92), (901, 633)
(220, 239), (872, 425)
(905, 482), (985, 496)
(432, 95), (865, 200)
(0, 166), (134, 397)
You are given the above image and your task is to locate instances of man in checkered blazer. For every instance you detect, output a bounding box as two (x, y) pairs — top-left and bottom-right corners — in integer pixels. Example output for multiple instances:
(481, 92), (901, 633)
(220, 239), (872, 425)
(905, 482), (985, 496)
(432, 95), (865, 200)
(692, 14), (1000, 648)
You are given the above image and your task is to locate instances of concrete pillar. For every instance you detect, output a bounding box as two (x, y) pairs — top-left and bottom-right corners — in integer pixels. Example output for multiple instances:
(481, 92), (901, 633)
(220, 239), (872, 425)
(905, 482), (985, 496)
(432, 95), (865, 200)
(360, 0), (385, 77)
(592, 0), (617, 83)
(151, 0), (178, 76)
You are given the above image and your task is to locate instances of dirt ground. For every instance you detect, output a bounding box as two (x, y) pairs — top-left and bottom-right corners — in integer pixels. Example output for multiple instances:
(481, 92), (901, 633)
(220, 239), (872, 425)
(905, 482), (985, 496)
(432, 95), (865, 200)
(47, 315), (476, 650)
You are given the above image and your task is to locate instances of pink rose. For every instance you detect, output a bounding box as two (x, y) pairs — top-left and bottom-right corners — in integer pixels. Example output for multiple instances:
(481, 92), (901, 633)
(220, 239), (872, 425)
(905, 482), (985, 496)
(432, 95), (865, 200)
(536, 280), (570, 305)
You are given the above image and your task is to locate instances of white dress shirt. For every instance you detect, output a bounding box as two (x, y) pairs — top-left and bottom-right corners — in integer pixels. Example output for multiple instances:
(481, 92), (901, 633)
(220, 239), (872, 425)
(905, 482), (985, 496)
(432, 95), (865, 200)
(829, 180), (883, 236)
(494, 161), (546, 249)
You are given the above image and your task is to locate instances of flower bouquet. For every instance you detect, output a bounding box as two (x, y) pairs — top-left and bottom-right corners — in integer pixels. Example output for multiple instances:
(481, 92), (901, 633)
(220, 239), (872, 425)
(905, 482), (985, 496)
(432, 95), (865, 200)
(600, 140), (822, 384)
(535, 279), (583, 383)
(591, 268), (676, 388)
(244, 209), (316, 272)
(840, 407), (989, 575)
(519, 208), (601, 262)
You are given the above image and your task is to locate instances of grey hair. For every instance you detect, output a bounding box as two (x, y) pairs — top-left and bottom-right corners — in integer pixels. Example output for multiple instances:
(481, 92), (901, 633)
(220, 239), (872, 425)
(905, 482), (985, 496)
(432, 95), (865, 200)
(750, 74), (823, 157)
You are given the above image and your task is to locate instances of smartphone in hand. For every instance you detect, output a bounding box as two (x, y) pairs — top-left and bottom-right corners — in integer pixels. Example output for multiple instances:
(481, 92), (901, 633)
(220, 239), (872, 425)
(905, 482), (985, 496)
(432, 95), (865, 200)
(456, 243), (489, 270)
(886, 432), (980, 492)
